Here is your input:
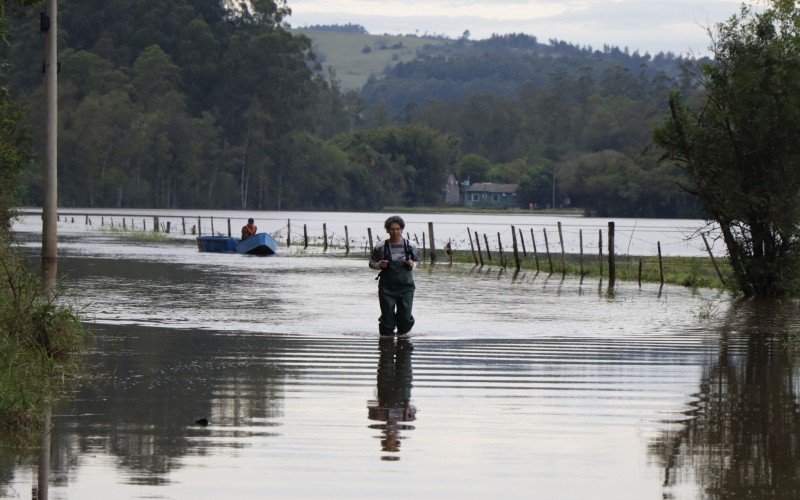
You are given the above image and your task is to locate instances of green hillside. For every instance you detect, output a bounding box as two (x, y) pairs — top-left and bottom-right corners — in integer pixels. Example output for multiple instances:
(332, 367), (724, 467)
(292, 29), (448, 91)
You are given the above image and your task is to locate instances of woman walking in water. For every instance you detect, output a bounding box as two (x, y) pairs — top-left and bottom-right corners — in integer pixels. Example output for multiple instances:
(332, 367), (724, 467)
(369, 216), (420, 337)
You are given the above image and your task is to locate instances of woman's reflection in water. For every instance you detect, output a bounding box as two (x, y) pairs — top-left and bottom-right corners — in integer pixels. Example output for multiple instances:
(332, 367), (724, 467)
(367, 337), (416, 461)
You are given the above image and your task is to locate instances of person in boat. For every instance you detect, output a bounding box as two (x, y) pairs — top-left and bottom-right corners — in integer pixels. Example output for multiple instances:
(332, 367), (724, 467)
(369, 216), (420, 337)
(241, 218), (257, 240)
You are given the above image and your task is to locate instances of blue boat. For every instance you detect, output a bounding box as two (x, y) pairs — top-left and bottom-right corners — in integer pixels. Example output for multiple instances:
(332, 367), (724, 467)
(196, 236), (238, 253)
(236, 232), (278, 256)
(196, 232), (278, 256)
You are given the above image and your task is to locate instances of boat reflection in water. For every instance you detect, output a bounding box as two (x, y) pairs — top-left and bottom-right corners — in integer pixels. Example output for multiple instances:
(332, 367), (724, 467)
(367, 338), (416, 460)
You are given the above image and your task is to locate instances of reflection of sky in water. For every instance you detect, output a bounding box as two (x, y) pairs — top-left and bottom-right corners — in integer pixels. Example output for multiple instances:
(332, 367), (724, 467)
(9, 229), (790, 498)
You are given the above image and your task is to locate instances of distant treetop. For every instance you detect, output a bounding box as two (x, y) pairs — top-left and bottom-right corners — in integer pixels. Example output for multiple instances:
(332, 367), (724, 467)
(301, 23), (369, 35)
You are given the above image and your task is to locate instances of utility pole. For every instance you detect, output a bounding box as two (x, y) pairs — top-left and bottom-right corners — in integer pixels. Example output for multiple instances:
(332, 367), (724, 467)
(42, 0), (58, 297)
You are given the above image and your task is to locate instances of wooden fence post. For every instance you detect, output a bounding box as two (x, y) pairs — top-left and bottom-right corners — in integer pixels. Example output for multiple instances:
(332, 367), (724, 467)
(579, 229), (584, 276)
(511, 225), (520, 271)
(701, 233), (725, 285)
(323, 223), (328, 251)
(368, 228), (373, 254)
(497, 232), (506, 269)
(153, 216), (159, 233)
(428, 222), (437, 264)
(345, 226), (350, 255)
(197, 217), (201, 236)
(483, 234), (492, 261)
(543, 228), (553, 273)
(422, 232), (426, 260)
(474, 231), (484, 266)
(608, 222), (615, 289)
(166, 221), (171, 234)
(557, 221), (566, 275)
(227, 218), (231, 238)
(467, 227), (479, 265)
(210, 216), (214, 235)
(518, 227), (527, 258)
(658, 241), (664, 285)
(287, 219), (291, 247)
(446, 239), (453, 264)
(303, 224), (309, 248)
(598, 229), (603, 277)
(182, 217), (186, 235)
(530, 228), (540, 272)
(638, 259), (643, 287)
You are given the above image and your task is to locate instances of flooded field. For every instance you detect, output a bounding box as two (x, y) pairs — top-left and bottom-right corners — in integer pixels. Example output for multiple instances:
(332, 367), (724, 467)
(14, 209), (723, 258)
(3, 227), (800, 498)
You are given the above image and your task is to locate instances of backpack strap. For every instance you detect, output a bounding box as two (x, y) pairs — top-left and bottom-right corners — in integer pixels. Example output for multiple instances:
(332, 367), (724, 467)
(376, 239), (391, 281)
(403, 238), (416, 262)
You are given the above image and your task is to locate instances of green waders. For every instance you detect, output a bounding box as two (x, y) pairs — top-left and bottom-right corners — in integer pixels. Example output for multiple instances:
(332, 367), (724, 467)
(378, 261), (415, 336)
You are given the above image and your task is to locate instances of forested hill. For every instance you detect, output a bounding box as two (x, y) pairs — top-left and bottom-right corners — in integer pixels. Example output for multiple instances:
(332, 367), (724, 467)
(3, 5), (704, 217)
(5, 0), (362, 210)
(361, 33), (697, 112)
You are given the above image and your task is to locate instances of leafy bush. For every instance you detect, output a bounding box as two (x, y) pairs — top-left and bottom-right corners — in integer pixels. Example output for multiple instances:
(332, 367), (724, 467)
(0, 241), (88, 433)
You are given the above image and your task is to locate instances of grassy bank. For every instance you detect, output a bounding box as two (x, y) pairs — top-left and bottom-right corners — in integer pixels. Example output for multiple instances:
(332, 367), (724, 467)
(98, 223), (732, 291)
(437, 247), (731, 290)
(290, 242), (732, 291)
(0, 242), (88, 445)
(100, 225), (183, 243)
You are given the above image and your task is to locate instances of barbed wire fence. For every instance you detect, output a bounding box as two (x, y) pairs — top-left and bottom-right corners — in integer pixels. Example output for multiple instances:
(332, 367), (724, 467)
(28, 211), (731, 288)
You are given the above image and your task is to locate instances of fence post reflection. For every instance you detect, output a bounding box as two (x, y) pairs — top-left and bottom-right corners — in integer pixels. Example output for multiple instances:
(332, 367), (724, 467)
(34, 406), (51, 500)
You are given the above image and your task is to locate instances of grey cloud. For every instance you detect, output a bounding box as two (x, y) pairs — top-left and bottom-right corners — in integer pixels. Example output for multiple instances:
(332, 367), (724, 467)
(543, 1), (743, 28)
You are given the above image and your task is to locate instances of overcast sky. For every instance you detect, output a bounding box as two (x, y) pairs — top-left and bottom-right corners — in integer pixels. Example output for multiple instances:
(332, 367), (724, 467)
(286, 0), (763, 56)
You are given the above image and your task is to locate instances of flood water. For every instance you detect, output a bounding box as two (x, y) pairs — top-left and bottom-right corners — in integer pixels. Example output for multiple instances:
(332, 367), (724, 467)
(3, 222), (800, 499)
(14, 209), (723, 257)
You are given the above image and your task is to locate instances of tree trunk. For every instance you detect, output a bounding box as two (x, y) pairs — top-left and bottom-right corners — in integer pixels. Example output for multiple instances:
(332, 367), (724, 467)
(240, 133), (250, 209)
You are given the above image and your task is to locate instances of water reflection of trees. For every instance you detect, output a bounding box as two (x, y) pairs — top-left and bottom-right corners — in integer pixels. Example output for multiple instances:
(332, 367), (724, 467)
(47, 324), (288, 486)
(367, 338), (416, 460)
(650, 301), (800, 497)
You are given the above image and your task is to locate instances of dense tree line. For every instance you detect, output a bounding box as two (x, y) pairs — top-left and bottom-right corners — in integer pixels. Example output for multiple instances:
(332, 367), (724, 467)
(363, 33), (694, 112)
(3, 3), (704, 216)
(303, 23), (368, 35)
(3, 0), (455, 210)
(0, 0), (36, 230)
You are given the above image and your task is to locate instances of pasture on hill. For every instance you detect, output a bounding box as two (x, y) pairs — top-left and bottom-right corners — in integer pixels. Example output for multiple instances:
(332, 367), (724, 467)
(292, 29), (448, 90)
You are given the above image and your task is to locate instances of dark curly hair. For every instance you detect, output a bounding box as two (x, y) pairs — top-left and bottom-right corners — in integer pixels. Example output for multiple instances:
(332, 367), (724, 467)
(384, 215), (405, 231)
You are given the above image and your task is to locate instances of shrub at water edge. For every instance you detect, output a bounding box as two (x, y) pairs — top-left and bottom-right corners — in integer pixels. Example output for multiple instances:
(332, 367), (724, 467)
(0, 240), (88, 442)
